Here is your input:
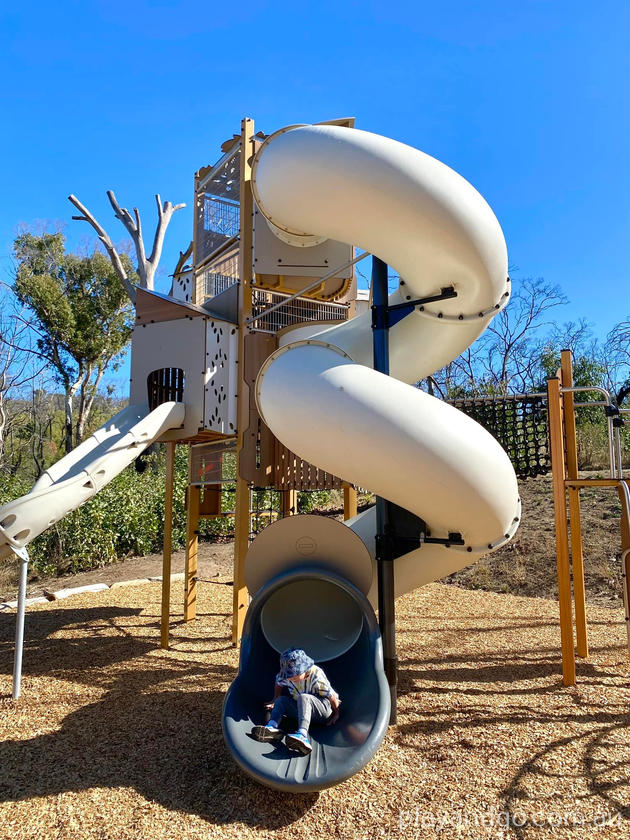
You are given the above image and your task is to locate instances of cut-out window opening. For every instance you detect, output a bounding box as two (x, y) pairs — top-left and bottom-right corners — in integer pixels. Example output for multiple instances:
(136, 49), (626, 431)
(147, 368), (185, 410)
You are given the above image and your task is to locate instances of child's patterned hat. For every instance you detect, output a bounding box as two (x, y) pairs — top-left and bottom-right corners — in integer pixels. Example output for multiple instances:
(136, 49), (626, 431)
(278, 648), (314, 679)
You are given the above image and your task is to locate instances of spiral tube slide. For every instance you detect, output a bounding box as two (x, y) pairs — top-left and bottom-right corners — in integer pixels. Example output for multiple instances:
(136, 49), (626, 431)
(222, 124), (521, 792)
(253, 124), (520, 596)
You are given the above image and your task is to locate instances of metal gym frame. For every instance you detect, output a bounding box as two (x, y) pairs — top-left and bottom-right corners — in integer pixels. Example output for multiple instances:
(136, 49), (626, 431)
(547, 349), (630, 686)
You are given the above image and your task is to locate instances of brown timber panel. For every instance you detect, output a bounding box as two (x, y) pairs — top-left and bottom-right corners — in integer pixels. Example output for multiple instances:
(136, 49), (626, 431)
(240, 331), (277, 486)
(239, 332), (344, 490)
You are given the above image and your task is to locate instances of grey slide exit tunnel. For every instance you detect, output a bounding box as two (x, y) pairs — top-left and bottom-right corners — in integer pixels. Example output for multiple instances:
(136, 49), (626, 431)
(221, 565), (391, 792)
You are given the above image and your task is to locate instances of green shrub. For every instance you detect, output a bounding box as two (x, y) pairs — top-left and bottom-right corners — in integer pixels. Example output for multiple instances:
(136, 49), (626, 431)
(1, 445), (335, 579)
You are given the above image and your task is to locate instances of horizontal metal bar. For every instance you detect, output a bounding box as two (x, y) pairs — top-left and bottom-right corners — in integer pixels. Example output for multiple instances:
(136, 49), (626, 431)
(562, 385), (612, 405)
(246, 251), (370, 325)
(447, 392), (547, 403)
(573, 401), (608, 408)
(388, 287), (458, 312)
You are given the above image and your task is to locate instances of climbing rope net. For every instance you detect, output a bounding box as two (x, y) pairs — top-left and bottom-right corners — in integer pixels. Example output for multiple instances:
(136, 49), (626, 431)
(446, 393), (551, 479)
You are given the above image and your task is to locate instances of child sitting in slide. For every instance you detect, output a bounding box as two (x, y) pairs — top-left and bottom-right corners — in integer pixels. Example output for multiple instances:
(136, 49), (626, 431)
(251, 647), (341, 755)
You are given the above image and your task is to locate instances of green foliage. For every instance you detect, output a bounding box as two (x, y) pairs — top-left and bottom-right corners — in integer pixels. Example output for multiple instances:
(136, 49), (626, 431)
(0, 442), (334, 579)
(298, 490), (332, 512)
(12, 232), (135, 450)
(14, 233), (134, 375)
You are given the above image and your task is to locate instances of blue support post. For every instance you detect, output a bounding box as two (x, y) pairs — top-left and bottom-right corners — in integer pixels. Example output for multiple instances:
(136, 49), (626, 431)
(371, 256), (398, 724)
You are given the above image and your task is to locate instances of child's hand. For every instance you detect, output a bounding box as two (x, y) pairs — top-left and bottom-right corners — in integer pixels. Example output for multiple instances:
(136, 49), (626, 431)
(263, 701), (274, 711)
(327, 695), (341, 725)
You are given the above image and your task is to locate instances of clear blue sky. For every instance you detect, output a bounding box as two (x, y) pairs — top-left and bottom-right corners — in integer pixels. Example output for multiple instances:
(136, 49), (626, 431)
(1, 1), (628, 342)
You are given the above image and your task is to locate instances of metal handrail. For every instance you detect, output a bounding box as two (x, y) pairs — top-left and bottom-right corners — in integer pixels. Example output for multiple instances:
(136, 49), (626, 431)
(562, 385), (619, 478)
(245, 251), (371, 325)
(447, 391), (546, 403)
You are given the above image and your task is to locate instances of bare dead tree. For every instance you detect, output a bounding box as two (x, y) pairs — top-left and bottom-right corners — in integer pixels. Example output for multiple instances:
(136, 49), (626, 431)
(68, 191), (186, 305)
(423, 277), (569, 397)
(605, 318), (630, 405)
(0, 286), (47, 472)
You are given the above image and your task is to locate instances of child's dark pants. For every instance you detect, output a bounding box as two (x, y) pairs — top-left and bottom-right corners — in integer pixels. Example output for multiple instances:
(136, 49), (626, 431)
(270, 694), (332, 732)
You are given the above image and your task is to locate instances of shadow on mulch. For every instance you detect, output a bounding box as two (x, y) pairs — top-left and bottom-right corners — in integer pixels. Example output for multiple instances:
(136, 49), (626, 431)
(501, 719), (630, 837)
(397, 651), (621, 700)
(0, 607), (317, 830)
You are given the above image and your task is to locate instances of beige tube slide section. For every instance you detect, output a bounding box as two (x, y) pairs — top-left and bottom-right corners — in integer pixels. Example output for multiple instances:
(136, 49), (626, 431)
(252, 124), (520, 601)
(0, 401), (185, 561)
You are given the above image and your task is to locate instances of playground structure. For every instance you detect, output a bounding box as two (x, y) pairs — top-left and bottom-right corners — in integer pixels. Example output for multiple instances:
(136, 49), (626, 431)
(547, 350), (630, 686)
(0, 117), (524, 791)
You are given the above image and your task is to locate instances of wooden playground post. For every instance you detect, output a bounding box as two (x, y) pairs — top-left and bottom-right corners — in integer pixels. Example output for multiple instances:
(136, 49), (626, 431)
(233, 116), (256, 645)
(343, 483), (358, 520)
(561, 350), (588, 658)
(282, 489), (298, 517)
(547, 375), (576, 686)
(160, 441), (176, 648)
(619, 482), (630, 652)
(184, 449), (200, 622)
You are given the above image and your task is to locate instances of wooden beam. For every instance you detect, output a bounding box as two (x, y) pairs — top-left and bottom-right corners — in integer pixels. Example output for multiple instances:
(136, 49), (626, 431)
(282, 489), (298, 517)
(561, 350), (588, 659)
(184, 478), (200, 623)
(547, 376), (576, 685)
(343, 483), (358, 520)
(565, 479), (624, 488)
(160, 442), (175, 648)
(232, 116), (256, 646)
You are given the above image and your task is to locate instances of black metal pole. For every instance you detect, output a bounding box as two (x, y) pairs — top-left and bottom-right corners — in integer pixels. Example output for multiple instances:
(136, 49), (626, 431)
(371, 256), (397, 724)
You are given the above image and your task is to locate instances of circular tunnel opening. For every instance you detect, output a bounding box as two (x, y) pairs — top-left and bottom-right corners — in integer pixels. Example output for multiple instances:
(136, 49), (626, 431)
(260, 577), (364, 662)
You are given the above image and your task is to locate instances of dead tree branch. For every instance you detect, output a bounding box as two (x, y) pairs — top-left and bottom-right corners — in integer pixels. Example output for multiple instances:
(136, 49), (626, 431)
(68, 191), (186, 304)
(68, 193), (137, 304)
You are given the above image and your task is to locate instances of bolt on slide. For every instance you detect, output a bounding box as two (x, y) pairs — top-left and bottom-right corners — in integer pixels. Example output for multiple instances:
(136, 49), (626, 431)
(222, 123), (520, 791)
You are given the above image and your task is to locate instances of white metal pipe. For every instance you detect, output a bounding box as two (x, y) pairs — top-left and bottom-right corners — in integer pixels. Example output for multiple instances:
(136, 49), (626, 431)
(12, 547), (29, 701)
(562, 386), (617, 477)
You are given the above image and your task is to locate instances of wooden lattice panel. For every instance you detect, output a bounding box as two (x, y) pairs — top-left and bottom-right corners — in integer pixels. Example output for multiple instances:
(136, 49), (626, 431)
(239, 332), (344, 490)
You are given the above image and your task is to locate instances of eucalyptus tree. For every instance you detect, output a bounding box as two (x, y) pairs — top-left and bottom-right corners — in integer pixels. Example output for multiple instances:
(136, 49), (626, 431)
(13, 232), (134, 452)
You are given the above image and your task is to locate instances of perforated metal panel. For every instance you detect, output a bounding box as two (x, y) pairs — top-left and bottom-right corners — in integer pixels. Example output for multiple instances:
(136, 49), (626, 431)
(171, 269), (193, 303)
(204, 319), (238, 434)
(195, 146), (241, 266)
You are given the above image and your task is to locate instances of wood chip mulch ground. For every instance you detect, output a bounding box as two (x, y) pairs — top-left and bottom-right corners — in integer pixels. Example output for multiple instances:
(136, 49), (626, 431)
(2, 580), (630, 839)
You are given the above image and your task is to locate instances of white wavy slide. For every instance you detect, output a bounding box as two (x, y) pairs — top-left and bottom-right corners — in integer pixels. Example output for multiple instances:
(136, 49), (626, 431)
(0, 401), (185, 562)
(252, 124), (521, 602)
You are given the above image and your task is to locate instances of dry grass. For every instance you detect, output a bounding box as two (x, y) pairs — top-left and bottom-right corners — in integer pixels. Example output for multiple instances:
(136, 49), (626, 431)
(450, 472), (626, 605)
(2, 580), (630, 839)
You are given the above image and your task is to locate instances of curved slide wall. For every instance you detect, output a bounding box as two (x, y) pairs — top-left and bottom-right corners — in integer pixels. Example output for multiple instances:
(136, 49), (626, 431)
(252, 124), (520, 599)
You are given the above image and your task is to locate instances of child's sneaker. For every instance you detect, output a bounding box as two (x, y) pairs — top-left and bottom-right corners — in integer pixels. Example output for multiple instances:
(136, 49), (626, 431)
(285, 731), (312, 755)
(251, 724), (283, 742)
